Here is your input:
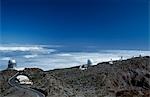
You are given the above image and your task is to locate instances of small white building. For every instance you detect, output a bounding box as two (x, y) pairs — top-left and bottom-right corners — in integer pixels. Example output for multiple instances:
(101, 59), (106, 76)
(79, 59), (93, 70)
(16, 75), (33, 85)
(109, 59), (113, 64)
(109, 61), (113, 64)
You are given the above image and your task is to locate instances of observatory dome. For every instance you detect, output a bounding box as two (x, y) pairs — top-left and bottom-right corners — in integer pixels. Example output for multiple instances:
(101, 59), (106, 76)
(10, 59), (16, 64)
(8, 59), (17, 69)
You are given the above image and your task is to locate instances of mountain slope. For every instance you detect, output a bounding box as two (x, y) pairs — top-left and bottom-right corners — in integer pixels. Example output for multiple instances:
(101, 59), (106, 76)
(0, 56), (150, 97)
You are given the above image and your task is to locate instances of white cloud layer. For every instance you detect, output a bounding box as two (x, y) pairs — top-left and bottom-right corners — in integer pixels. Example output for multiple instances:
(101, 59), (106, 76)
(0, 46), (43, 51)
(0, 57), (11, 61)
(24, 54), (38, 58)
(0, 45), (150, 71)
(0, 45), (56, 53)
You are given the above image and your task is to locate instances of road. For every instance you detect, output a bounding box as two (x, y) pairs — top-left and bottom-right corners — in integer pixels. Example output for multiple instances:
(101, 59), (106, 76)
(8, 72), (45, 97)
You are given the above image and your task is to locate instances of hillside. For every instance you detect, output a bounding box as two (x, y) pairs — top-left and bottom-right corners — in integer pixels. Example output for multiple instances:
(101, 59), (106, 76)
(0, 56), (150, 97)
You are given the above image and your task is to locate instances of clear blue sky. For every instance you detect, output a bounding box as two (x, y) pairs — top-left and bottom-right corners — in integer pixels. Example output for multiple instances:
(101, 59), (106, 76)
(1, 0), (149, 50)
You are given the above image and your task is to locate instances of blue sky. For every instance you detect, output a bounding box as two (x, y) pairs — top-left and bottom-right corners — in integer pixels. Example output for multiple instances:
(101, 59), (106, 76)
(1, 0), (149, 50)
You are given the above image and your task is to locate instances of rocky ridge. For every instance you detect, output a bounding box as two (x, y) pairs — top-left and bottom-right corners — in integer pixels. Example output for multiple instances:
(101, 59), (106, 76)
(0, 56), (150, 97)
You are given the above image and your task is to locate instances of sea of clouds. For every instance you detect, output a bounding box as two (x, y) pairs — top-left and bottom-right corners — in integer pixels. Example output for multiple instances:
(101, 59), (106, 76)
(0, 45), (150, 71)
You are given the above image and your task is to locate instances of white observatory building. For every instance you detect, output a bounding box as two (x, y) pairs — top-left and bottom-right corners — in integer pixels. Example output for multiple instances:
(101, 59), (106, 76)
(16, 75), (33, 85)
(7, 59), (17, 69)
(79, 59), (93, 70)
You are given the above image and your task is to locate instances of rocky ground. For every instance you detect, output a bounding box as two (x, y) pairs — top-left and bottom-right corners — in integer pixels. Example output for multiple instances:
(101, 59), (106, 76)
(0, 56), (150, 97)
(0, 69), (36, 97)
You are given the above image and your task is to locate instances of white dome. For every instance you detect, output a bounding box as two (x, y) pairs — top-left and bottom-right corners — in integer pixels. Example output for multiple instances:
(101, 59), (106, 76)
(9, 59), (16, 64)
(16, 75), (30, 81)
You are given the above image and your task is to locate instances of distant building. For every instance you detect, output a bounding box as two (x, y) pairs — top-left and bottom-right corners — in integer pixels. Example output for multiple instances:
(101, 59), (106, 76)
(79, 65), (88, 70)
(120, 56), (123, 61)
(16, 75), (33, 85)
(79, 59), (93, 70)
(87, 59), (93, 66)
(8, 59), (17, 69)
(109, 59), (113, 64)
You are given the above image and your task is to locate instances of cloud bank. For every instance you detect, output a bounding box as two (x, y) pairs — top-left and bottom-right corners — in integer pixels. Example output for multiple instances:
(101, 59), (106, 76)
(0, 45), (56, 53)
(0, 46), (43, 51)
(0, 45), (150, 71)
